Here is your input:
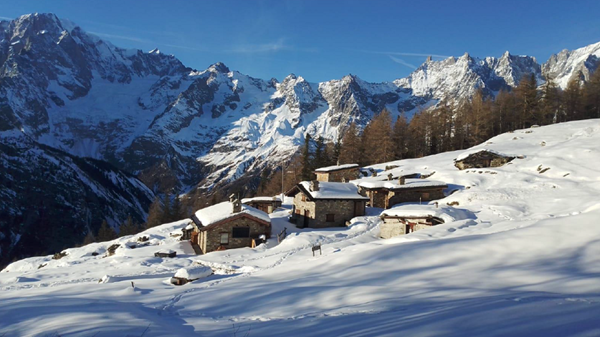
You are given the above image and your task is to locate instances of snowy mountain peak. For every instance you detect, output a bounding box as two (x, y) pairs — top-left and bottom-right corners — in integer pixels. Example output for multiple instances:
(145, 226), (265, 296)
(208, 62), (230, 74)
(149, 48), (161, 55)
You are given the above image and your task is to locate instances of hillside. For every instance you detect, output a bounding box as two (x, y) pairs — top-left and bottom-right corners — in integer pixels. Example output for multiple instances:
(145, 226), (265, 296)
(2, 120), (599, 336)
(0, 129), (154, 268)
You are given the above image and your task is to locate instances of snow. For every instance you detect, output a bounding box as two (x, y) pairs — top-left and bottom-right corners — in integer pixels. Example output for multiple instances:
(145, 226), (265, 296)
(194, 201), (271, 227)
(299, 181), (369, 200)
(241, 196), (282, 203)
(381, 204), (475, 223)
(173, 265), (212, 280)
(357, 178), (447, 190)
(314, 163), (359, 172)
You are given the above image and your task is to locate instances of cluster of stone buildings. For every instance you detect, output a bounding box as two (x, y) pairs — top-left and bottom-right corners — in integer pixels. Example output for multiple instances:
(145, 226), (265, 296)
(186, 149), (516, 254)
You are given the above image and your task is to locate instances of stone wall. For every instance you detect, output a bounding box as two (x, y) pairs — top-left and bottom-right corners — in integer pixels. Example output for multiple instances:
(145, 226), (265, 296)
(380, 217), (433, 239)
(313, 199), (363, 228)
(292, 192), (317, 228)
(198, 216), (271, 254)
(291, 191), (365, 228)
(387, 187), (446, 208)
(455, 152), (515, 170)
(315, 168), (359, 182)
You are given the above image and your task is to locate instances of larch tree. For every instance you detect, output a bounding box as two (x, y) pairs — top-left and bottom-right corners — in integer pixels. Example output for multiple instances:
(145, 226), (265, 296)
(338, 122), (362, 165)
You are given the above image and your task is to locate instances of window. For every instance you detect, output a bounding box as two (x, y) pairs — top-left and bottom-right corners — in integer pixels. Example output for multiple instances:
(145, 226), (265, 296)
(421, 192), (430, 200)
(296, 209), (301, 215)
(301, 194), (306, 202)
(220, 233), (229, 245)
(326, 214), (335, 222)
(232, 227), (250, 238)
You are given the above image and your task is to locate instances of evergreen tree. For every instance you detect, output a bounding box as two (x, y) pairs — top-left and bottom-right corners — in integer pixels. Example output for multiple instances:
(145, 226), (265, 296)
(171, 194), (183, 222)
(300, 134), (313, 181)
(97, 220), (117, 242)
(313, 136), (327, 169)
(161, 193), (172, 224)
(119, 215), (139, 236)
(583, 68), (600, 119)
(146, 197), (163, 229)
(82, 231), (96, 245)
(332, 134), (342, 164)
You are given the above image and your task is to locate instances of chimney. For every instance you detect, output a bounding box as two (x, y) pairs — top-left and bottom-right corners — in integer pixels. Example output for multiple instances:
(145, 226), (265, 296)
(399, 176), (406, 185)
(372, 171), (377, 177)
(310, 180), (320, 192)
(337, 159), (340, 166)
(230, 193), (241, 213)
(387, 173), (393, 181)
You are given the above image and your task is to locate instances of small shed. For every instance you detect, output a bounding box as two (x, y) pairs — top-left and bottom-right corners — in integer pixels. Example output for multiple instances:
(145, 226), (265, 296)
(454, 149), (515, 170)
(190, 195), (271, 254)
(170, 265), (213, 285)
(154, 249), (177, 258)
(242, 196), (282, 214)
(379, 205), (471, 238)
(314, 163), (360, 182)
(286, 180), (368, 228)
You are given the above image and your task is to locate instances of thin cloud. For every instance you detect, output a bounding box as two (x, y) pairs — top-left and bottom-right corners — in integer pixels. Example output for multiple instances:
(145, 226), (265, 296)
(88, 31), (149, 43)
(354, 48), (450, 59)
(387, 52), (450, 58)
(388, 55), (417, 69)
(227, 38), (317, 54)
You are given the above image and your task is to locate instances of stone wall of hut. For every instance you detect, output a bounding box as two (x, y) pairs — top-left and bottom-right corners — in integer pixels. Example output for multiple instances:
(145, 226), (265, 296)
(199, 217), (271, 254)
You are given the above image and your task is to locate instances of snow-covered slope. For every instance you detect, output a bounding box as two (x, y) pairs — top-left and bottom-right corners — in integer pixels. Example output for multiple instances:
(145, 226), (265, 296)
(2, 120), (600, 336)
(1, 13), (599, 195)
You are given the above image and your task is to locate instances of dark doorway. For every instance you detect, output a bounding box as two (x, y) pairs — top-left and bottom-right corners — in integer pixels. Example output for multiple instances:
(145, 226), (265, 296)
(304, 209), (310, 228)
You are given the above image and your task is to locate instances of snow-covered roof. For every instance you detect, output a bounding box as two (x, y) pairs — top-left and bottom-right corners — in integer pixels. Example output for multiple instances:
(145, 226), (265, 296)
(241, 196), (282, 203)
(381, 205), (473, 223)
(298, 181), (369, 200)
(174, 265), (212, 280)
(455, 149), (516, 162)
(358, 179), (447, 190)
(193, 201), (271, 227)
(314, 163), (359, 173)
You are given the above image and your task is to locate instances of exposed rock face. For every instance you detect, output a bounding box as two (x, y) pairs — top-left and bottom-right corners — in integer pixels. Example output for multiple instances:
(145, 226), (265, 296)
(1, 13), (599, 196)
(542, 42), (600, 88)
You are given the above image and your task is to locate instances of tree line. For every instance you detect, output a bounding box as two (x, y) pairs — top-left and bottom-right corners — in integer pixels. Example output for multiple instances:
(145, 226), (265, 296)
(82, 193), (187, 244)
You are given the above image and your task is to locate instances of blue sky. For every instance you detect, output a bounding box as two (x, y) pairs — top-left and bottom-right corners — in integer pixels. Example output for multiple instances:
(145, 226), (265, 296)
(2, 0), (600, 83)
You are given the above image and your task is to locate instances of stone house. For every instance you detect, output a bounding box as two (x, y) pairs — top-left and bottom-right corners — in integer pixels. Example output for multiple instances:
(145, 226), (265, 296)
(286, 180), (368, 228)
(190, 196), (271, 254)
(241, 196), (282, 214)
(357, 176), (447, 209)
(454, 149), (515, 170)
(314, 163), (360, 182)
(379, 204), (472, 239)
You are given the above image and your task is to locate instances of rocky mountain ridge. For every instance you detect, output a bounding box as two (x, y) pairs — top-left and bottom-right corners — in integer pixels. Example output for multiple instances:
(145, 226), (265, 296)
(1, 13), (599, 195)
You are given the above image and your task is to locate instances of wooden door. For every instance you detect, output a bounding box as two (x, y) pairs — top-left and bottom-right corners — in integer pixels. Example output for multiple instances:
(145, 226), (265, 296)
(304, 209), (310, 228)
(191, 232), (198, 244)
